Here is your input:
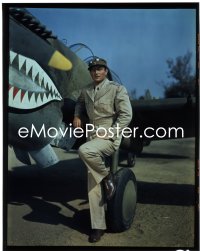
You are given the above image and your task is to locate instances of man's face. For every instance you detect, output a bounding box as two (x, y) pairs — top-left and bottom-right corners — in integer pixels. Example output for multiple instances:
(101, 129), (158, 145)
(90, 66), (108, 84)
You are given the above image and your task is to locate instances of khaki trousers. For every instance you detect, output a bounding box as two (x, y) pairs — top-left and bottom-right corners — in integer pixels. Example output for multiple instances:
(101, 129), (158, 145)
(78, 138), (115, 229)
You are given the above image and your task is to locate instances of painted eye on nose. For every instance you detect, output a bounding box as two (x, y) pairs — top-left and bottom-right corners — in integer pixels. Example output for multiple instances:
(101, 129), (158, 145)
(48, 50), (72, 71)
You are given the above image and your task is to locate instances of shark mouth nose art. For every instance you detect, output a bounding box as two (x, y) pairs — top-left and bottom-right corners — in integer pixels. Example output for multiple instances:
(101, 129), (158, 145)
(9, 50), (62, 109)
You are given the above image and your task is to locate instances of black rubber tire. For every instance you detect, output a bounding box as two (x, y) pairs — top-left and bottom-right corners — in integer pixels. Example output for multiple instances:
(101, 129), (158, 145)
(107, 168), (137, 232)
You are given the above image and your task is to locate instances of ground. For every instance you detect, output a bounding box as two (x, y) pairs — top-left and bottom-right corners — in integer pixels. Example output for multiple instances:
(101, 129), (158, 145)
(6, 138), (197, 249)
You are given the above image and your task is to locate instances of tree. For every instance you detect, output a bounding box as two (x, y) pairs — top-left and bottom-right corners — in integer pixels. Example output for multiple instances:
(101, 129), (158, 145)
(128, 89), (137, 100)
(162, 52), (196, 98)
(144, 89), (152, 100)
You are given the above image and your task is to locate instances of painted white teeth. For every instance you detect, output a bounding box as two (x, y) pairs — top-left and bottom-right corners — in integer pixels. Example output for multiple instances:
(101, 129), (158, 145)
(25, 58), (33, 75)
(10, 51), (17, 64)
(9, 50), (62, 109)
(18, 54), (27, 70)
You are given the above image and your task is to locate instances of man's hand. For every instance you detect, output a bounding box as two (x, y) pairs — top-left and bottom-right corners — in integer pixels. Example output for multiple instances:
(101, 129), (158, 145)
(73, 116), (82, 128)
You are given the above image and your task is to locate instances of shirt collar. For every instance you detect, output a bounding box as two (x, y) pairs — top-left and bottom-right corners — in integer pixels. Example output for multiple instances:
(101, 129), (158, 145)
(93, 78), (108, 90)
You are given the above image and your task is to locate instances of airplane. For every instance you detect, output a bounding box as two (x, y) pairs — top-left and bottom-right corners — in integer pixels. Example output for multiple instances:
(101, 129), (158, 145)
(6, 7), (196, 232)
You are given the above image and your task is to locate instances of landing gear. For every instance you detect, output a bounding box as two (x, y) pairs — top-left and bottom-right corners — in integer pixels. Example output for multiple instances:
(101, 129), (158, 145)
(127, 152), (136, 167)
(106, 150), (137, 232)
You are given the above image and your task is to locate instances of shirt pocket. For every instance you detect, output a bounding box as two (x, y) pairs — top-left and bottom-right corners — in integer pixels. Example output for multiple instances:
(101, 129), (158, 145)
(97, 100), (114, 115)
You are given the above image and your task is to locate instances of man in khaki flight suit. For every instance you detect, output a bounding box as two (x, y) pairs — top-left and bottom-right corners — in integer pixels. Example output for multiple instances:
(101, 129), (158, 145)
(73, 57), (132, 243)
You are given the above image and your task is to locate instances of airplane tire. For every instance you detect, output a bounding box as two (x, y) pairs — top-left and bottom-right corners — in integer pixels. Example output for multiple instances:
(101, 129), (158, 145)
(107, 168), (137, 232)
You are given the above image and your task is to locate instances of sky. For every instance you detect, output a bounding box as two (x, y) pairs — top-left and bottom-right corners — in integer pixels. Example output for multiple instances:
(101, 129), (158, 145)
(27, 6), (197, 98)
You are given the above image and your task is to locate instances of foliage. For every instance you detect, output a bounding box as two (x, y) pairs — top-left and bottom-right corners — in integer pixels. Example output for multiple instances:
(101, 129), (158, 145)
(163, 51), (196, 98)
(128, 89), (137, 100)
(144, 89), (152, 100)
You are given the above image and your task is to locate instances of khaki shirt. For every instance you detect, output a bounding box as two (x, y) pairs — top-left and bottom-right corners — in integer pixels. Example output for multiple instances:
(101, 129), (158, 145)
(74, 78), (132, 149)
